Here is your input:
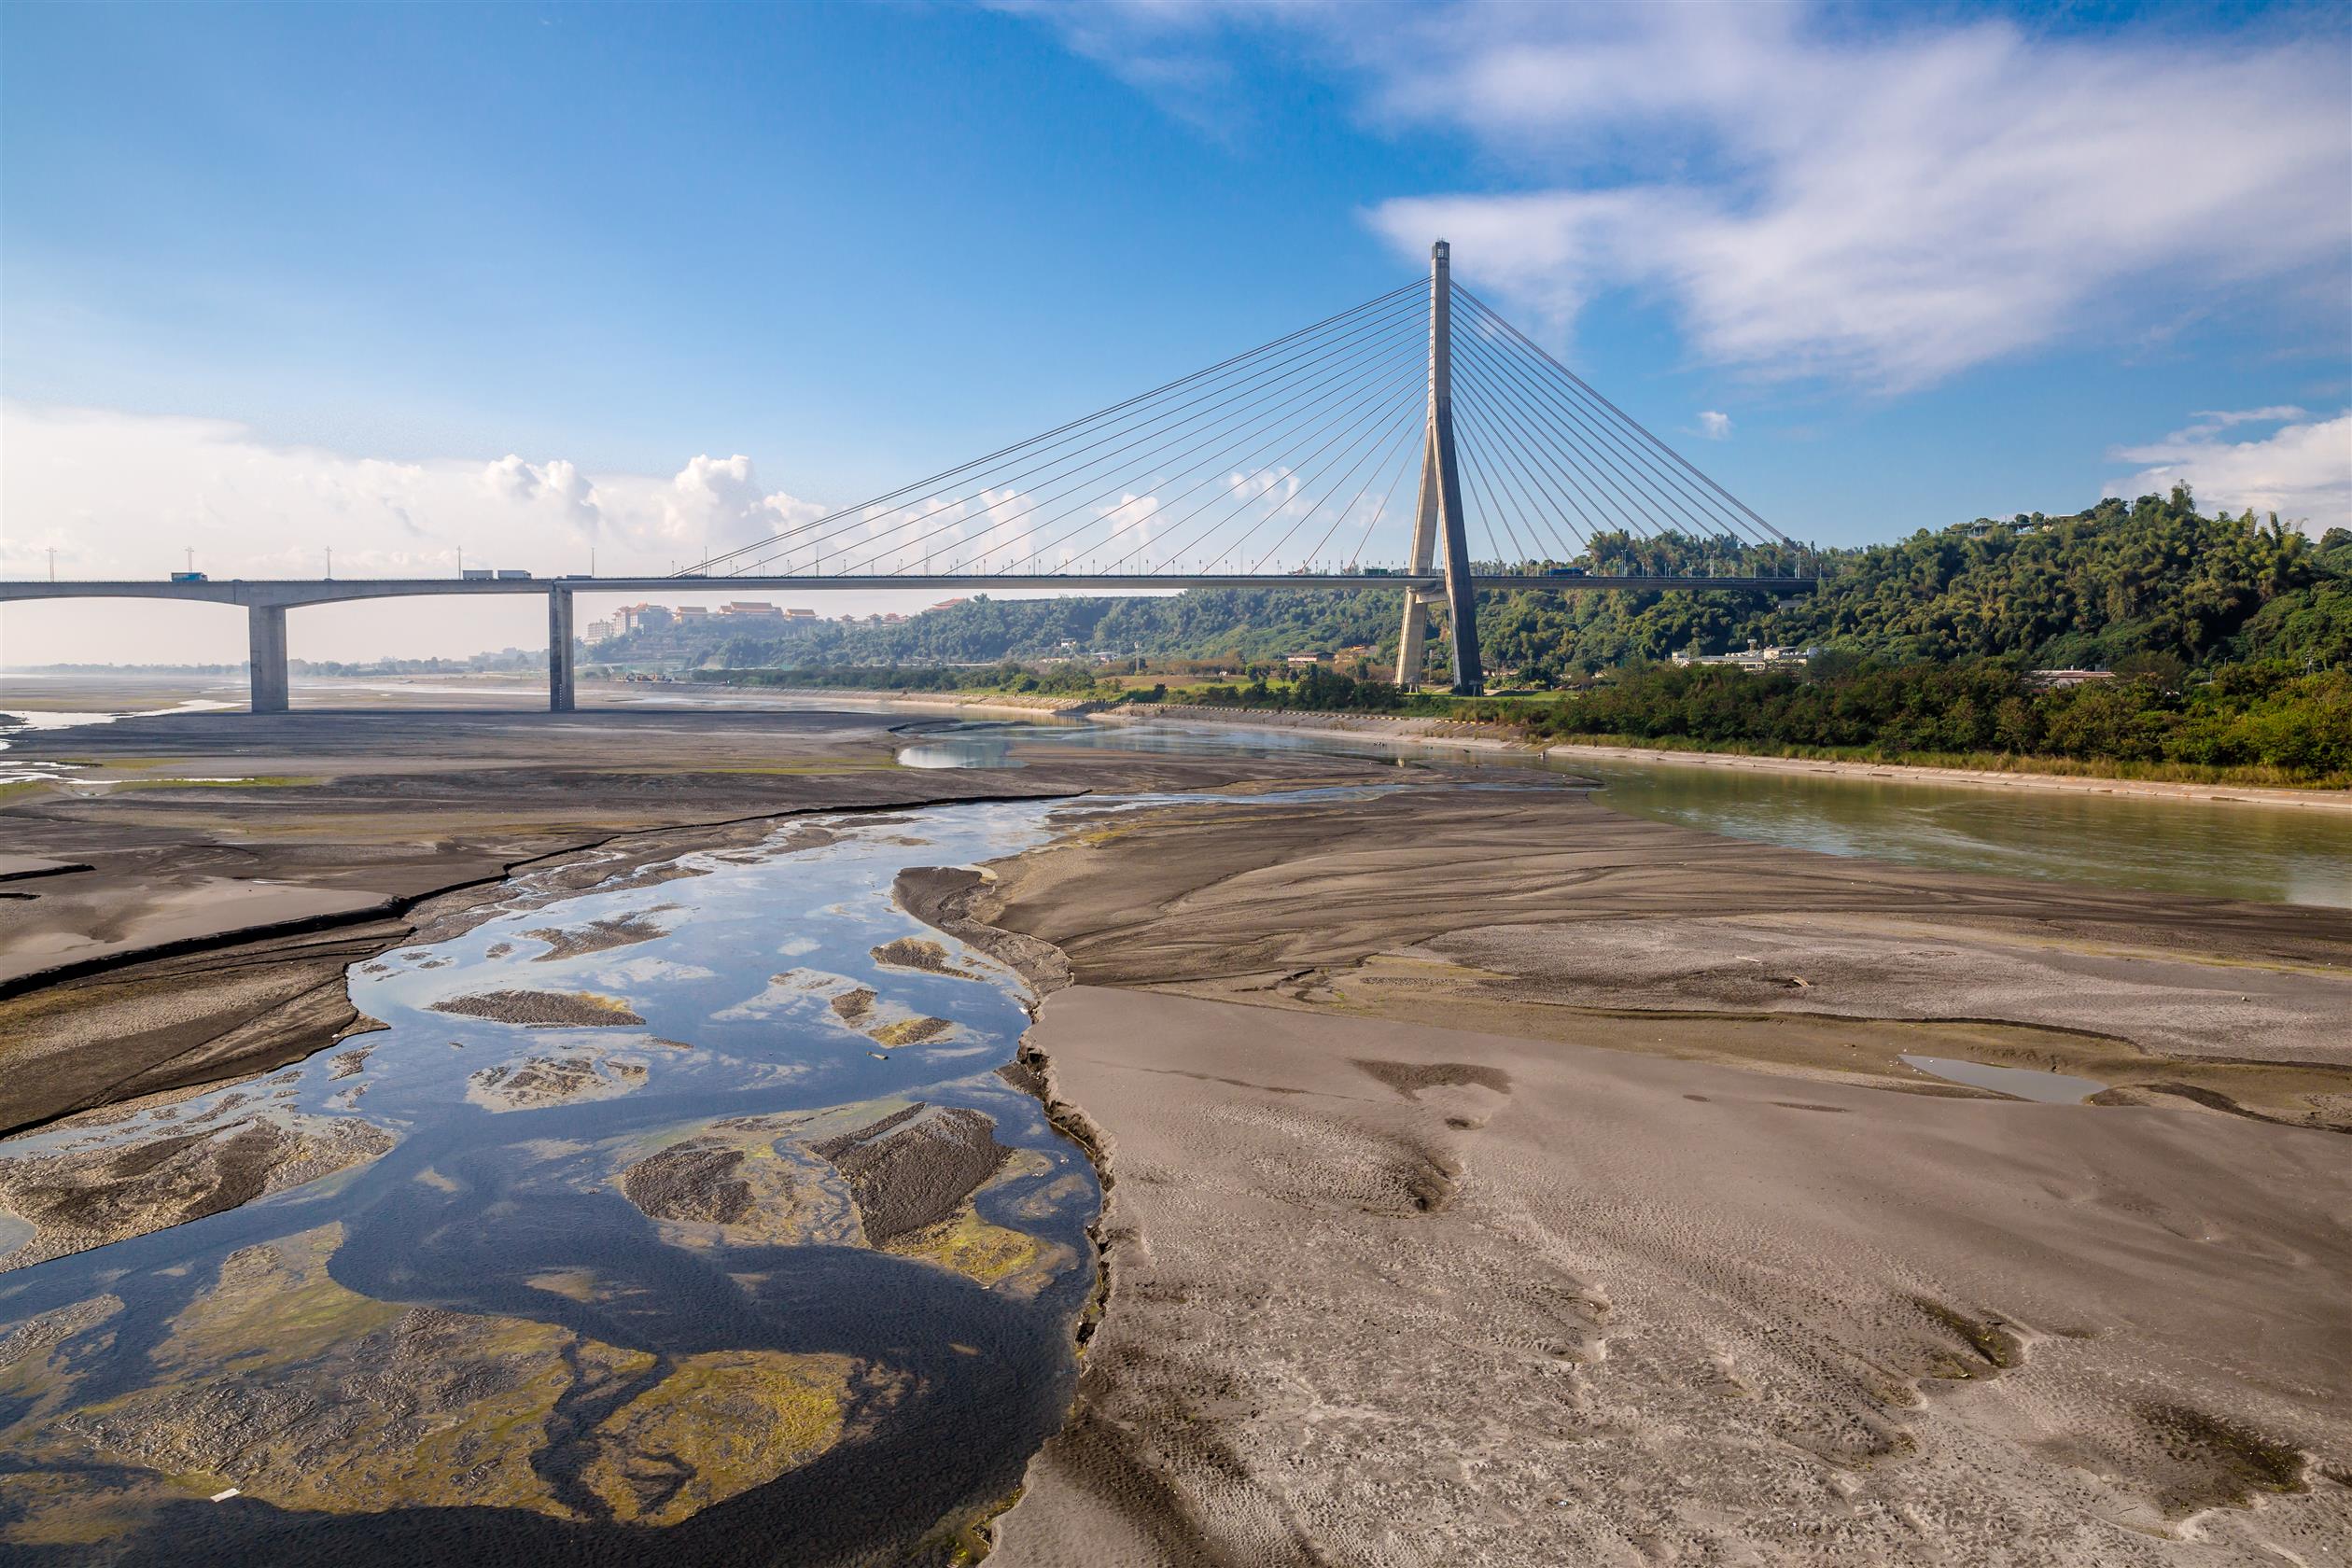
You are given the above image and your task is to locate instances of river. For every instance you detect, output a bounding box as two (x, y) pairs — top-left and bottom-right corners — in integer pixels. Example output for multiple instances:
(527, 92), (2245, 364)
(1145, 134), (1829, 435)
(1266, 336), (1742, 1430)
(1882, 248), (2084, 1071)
(897, 713), (2352, 910)
(0, 680), (2346, 1561)
(9, 673), (2347, 909)
(0, 795), (1125, 1562)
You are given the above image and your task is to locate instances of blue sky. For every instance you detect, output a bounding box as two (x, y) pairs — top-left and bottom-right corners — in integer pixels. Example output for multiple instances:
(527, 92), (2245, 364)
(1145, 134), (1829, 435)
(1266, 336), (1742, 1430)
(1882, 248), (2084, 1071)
(3, 0), (2347, 661)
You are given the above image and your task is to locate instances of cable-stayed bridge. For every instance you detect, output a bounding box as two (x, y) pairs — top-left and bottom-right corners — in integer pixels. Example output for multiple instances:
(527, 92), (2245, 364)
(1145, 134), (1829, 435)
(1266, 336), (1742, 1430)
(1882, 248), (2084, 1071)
(5, 243), (1813, 711)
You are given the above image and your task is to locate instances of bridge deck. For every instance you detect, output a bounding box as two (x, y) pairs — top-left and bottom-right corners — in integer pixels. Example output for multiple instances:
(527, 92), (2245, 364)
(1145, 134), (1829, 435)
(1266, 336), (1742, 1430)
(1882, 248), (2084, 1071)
(2, 573), (1815, 607)
(3, 572), (1817, 715)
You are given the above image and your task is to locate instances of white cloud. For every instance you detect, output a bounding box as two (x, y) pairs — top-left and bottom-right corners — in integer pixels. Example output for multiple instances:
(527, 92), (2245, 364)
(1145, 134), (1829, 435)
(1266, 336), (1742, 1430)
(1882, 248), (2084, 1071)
(0, 402), (855, 660)
(481, 454), (602, 531)
(1020, 2), (2351, 390)
(663, 455), (775, 558)
(1696, 411), (1732, 441)
(1360, 8), (2348, 388)
(2105, 408), (2351, 530)
(0, 403), (827, 581)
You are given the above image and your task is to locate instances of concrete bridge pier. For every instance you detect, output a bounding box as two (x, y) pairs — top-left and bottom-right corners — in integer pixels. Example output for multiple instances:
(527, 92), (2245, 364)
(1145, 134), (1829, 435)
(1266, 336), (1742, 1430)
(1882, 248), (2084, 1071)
(548, 586), (575, 712)
(248, 604), (289, 713)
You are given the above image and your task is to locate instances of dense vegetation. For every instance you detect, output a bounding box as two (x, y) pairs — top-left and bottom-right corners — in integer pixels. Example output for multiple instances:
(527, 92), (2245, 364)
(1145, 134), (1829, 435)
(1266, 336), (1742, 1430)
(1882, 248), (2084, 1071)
(604, 493), (2345, 679)
(1179, 659), (2350, 780)
(637, 491), (2351, 782)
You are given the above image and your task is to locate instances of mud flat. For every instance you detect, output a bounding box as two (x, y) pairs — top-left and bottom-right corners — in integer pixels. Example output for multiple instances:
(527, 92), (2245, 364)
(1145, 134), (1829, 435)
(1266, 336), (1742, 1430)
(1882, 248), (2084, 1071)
(0, 706), (1383, 1137)
(968, 784), (2352, 1565)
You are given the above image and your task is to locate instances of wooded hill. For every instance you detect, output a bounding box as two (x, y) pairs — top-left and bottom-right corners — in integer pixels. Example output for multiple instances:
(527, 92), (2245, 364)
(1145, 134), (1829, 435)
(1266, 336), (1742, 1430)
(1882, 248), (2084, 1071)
(594, 491), (2349, 679)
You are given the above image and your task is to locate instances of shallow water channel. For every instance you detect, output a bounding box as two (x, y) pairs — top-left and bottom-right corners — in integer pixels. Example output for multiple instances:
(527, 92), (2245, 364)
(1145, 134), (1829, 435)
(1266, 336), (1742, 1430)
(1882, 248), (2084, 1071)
(899, 716), (2352, 909)
(0, 798), (1120, 1563)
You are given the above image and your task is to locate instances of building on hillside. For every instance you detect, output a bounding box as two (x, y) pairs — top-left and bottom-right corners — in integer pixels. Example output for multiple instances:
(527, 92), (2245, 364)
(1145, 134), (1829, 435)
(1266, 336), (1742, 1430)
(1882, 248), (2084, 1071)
(2028, 668), (2116, 689)
(676, 605), (710, 623)
(784, 607), (819, 621)
(720, 601), (785, 620)
(1671, 642), (1816, 673)
(612, 604), (672, 636)
(929, 598), (969, 611)
(582, 619), (616, 643)
(1284, 652), (1324, 667)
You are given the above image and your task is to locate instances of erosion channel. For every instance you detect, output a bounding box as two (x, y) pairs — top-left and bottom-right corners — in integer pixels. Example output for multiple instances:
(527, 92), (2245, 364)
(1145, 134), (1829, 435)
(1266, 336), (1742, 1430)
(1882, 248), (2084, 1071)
(0, 795), (1128, 1565)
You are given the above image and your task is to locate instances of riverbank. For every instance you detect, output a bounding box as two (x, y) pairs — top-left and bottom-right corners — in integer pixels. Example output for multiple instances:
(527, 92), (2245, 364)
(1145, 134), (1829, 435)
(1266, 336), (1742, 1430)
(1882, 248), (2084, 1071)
(654, 679), (1102, 720)
(1093, 703), (2352, 809)
(7, 701), (2350, 1561)
(969, 783), (2352, 1564)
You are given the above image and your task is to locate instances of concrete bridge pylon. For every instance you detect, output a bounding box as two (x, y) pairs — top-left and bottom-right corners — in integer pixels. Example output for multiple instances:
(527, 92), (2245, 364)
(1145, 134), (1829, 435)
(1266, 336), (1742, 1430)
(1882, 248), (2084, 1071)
(1394, 240), (1484, 694)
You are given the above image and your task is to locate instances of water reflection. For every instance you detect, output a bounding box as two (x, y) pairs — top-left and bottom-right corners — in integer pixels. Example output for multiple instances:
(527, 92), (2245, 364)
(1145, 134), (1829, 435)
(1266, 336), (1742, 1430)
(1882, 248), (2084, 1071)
(0, 800), (1099, 1561)
(898, 717), (2352, 909)
(1898, 1055), (2107, 1103)
(1578, 760), (2352, 909)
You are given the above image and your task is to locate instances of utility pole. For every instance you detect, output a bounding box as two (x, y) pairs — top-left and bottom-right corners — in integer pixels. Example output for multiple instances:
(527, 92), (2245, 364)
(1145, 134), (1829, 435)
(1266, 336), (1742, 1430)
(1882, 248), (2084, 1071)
(48, 547), (55, 582)
(1393, 239), (1484, 693)
(326, 546), (333, 580)
(186, 546), (195, 576)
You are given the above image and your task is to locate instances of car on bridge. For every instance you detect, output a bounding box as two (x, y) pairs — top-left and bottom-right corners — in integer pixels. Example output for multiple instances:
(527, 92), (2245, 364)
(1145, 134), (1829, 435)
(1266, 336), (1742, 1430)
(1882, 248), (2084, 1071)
(170, 571), (208, 582)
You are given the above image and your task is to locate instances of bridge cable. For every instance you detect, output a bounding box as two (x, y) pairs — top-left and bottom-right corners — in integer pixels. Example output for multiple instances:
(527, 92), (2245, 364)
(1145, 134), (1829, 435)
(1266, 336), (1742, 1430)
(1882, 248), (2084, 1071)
(1455, 288), (1789, 549)
(1245, 385), (1430, 573)
(1092, 359), (1426, 577)
(928, 330), (1427, 577)
(742, 290), (1431, 577)
(1190, 377), (1429, 573)
(1275, 394), (1429, 574)
(1451, 320), (1676, 544)
(1127, 371), (1428, 577)
(1449, 352), (1600, 558)
(1459, 285), (1786, 547)
(1454, 397), (1582, 564)
(684, 277), (1422, 575)
(937, 329), (1429, 578)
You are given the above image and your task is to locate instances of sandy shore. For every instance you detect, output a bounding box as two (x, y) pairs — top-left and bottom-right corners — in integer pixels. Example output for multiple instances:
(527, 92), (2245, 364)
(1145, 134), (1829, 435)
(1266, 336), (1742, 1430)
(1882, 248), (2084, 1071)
(966, 782), (2352, 1565)
(7, 700), (2349, 1561)
(1094, 704), (2352, 810)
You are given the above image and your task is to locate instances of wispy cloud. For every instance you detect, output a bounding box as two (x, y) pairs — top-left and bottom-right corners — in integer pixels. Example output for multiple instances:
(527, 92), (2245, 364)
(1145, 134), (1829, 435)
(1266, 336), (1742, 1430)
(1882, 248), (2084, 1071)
(1696, 411), (1732, 441)
(2106, 407), (2351, 530)
(1021, 2), (2351, 391)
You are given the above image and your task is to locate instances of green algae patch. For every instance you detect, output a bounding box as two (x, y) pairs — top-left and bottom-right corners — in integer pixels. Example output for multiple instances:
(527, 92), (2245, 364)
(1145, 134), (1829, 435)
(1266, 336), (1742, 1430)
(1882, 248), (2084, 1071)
(2141, 1403), (2310, 1514)
(1909, 1295), (2023, 1375)
(882, 1205), (1048, 1289)
(581, 1349), (859, 1524)
(877, 1149), (1073, 1294)
(432, 988), (646, 1028)
(868, 1015), (957, 1048)
(0, 1222), (871, 1539)
(155, 1225), (406, 1373)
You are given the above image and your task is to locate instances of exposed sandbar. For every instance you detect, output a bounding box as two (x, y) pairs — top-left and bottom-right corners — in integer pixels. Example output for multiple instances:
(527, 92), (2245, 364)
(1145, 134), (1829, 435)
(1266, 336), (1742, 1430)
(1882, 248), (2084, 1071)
(976, 785), (2352, 1565)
